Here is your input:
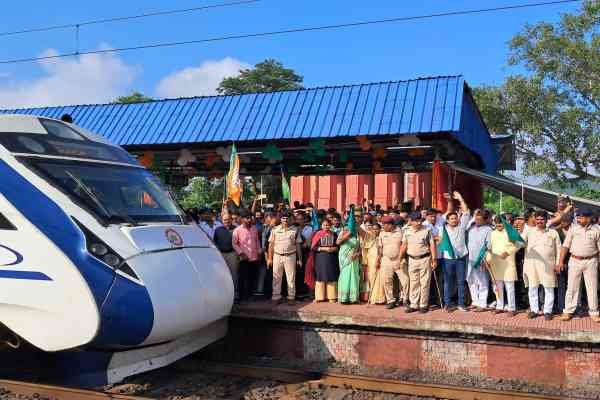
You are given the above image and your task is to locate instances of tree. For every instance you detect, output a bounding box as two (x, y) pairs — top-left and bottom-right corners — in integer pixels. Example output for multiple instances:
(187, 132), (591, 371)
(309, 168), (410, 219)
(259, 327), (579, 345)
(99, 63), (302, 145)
(114, 91), (153, 104)
(473, 1), (600, 186)
(217, 59), (303, 95)
(483, 187), (527, 215)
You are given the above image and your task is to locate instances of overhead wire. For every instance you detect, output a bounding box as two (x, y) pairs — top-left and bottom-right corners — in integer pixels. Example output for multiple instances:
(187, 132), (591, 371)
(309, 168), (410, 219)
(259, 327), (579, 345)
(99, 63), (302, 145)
(0, 0), (260, 37)
(0, 0), (581, 65)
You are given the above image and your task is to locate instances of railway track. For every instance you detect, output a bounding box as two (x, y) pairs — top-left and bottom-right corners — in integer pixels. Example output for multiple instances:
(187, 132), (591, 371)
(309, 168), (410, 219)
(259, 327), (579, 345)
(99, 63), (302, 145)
(0, 379), (151, 400)
(203, 362), (569, 400)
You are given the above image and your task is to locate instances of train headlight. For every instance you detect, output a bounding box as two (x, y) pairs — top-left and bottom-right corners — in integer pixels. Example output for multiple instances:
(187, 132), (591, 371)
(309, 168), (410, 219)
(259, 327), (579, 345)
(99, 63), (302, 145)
(103, 254), (121, 267)
(90, 243), (109, 256)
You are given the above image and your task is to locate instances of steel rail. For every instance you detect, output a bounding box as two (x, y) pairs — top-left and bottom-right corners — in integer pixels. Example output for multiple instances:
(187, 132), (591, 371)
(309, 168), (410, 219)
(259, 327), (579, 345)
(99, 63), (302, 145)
(203, 362), (568, 400)
(0, 379), (152, 400)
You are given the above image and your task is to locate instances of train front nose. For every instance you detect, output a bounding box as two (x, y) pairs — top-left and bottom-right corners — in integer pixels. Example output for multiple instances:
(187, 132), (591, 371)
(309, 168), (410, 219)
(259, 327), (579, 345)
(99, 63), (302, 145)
(123, 226), (234, 345)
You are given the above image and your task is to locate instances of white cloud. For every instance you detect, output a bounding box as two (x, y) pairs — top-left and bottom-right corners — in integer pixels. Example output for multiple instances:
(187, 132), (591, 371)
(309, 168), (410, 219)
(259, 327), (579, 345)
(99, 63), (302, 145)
(0, 46), (139, 109)
(155, 57), (250, 98)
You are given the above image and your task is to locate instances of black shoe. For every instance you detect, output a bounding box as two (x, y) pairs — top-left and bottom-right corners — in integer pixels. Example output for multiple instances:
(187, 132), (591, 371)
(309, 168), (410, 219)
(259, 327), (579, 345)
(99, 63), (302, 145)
(395, 299), (403, 307)
(288, 299), (296, 306)
(527, 311), (537, 319)
(544, 313), (553, 321)
(385, 302), (396, 310)
(405, 306), (417, 313)
(419, 307), (428, 314)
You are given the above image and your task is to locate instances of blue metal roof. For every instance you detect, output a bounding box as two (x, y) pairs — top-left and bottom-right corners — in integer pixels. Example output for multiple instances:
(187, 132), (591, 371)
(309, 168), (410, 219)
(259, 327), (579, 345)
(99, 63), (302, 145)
(0, 75), (498, 172)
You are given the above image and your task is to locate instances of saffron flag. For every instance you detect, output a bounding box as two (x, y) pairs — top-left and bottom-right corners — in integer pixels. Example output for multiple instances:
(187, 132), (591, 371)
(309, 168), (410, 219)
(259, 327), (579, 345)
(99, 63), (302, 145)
(281, 167), (291, 204)
(438, 224), (456, 259)
(226, 144), (242, 206)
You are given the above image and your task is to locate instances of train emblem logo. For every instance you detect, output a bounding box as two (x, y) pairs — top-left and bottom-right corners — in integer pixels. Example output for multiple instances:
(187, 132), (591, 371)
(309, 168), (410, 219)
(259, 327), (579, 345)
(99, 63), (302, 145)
(165, 229), (183, 247)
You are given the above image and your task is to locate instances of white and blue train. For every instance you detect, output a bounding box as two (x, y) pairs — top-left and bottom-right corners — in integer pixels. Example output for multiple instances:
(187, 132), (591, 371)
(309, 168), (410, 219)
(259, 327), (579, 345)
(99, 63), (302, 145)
(0, 114), (233, 384)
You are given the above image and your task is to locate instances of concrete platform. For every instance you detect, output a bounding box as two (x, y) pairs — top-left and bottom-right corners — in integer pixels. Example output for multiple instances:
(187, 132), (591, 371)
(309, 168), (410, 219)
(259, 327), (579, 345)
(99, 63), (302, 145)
(222, 300), (600, 393)
(232, 300), (600, 344)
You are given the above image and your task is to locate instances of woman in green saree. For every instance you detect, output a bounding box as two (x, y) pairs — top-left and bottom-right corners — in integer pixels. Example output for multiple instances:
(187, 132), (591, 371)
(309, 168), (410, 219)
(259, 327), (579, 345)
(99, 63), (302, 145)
(337, 208), (362, 304)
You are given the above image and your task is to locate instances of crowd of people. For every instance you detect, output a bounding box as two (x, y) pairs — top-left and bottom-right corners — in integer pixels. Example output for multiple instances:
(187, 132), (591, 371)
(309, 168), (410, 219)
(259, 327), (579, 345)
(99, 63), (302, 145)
(186, 192), (600, 322)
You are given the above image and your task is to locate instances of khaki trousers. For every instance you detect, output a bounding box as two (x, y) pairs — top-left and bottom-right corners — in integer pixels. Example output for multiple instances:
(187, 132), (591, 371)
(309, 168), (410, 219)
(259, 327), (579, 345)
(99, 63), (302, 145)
(272, 253), (296, 300)
(315, 281), (337, 302)
(382, 259), (410, 304)
(408, 256), (432, 309)
(564, 257), (598, 316)
(221, 251), (239, 299)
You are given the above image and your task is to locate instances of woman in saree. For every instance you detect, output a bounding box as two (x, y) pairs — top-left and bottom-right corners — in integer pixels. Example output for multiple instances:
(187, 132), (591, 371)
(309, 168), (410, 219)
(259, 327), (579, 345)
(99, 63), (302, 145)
(311, 219), (339, 303)
(337, 208), (362, 304)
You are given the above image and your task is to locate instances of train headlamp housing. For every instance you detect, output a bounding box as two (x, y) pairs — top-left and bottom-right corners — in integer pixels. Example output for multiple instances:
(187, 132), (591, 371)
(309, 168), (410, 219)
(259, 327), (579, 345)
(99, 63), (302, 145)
(73, 219), (139, 280)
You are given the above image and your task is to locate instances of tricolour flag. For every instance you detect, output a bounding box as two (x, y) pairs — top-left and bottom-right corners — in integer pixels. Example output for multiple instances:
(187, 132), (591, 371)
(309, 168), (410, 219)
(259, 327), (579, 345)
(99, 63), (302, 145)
(438, 224), (456, 259)
(226, 144), (242, 207)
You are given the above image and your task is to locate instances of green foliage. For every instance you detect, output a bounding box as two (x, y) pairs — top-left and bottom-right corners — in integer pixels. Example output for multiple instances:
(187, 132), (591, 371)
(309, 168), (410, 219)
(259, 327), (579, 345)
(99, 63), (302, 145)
(473, 1), (600, 186)
(483, 188), (526, 214)
(178, 176), (261, 210)
(114, 91), (153, 104)
(573, 184), (600, 201)
(217, 59), (303, 95)
(179, 177), (225, 210)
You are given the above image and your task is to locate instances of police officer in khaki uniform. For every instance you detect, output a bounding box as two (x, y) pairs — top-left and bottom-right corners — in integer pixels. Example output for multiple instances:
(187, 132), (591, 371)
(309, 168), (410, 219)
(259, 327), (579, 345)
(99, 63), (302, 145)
(377, 216), (409, 309)
(558, 209), (600, 322)
(400, 211), (437, 313)
(267, 212), (303, 305)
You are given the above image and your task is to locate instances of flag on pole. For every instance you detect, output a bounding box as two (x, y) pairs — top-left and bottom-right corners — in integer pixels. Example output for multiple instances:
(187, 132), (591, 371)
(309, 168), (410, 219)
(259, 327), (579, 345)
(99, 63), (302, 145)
(311, 208), (320, 231)
(226, 144), (242, 207)
(431, 159), (441, 209)
(472, 241), (488, 269)
(346, 205), (357, 236)
(502, 216), (524, 244)
(438, 224), (456, 259)
(281, 166), (291, 204)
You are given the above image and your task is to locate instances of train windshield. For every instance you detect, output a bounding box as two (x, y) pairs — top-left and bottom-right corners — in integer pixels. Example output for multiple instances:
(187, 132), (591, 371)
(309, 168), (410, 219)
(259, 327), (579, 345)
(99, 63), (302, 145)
(25, 158), (183, 224)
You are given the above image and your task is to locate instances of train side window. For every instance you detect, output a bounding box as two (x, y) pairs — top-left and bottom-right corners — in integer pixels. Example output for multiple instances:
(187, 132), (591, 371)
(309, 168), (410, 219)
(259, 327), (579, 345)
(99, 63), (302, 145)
(0, 213), (16, 230)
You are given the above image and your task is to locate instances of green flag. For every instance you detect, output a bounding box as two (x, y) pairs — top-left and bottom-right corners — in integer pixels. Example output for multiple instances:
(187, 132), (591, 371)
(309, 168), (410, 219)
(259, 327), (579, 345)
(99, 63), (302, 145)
(281, 167), (291, 204)
(472, 242), (487, 269)
(502, 216), (524, 244)
(438, 224), (456, 259)
(346, 205), (357, 236)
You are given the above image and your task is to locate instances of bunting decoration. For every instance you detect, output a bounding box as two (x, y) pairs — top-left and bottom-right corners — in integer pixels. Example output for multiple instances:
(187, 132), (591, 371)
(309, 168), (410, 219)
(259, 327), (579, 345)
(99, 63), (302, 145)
(204, 152), (218, 168)
(262, 143), (283, 164)
(176, 149), (196, 166)
(357, 136), (372, 151)
(138, 151), (154, 168)
(226, 144), (242, 207)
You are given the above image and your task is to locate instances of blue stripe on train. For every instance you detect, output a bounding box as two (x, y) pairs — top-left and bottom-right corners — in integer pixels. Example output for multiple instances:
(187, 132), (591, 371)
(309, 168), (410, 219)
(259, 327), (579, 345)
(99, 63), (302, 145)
(0, 160), (153, 347)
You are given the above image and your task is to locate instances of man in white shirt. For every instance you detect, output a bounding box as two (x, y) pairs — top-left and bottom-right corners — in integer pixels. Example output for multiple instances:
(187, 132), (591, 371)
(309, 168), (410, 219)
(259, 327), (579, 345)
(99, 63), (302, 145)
(440, 192), (470, 312)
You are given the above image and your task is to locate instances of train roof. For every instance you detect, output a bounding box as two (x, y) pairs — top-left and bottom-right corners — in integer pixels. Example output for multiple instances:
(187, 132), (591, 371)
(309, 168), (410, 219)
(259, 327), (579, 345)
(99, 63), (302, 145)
(0, 114), (115, 147)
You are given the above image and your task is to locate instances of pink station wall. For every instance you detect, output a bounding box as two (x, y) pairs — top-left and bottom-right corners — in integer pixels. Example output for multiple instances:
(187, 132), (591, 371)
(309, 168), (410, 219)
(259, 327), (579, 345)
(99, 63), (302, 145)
(290, 171), (484, 211)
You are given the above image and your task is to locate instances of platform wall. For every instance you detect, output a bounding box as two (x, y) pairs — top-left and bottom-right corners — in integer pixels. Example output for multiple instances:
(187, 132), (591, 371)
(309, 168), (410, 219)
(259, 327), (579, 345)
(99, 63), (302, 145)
(223, 317), (600, 393)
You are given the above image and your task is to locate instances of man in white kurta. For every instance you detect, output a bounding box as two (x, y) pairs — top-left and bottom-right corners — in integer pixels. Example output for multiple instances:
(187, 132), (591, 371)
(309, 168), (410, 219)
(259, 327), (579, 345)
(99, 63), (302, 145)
(521, 210), (561, 320)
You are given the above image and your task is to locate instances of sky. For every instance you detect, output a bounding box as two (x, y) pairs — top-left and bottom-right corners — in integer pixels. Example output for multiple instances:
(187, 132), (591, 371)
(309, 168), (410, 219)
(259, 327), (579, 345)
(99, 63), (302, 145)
(0, 0), (581, 109)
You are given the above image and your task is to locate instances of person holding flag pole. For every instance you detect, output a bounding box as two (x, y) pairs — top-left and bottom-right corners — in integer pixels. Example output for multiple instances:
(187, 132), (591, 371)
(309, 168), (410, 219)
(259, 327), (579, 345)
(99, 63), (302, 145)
(438, 191), (471, 312)
(486, 215), (524, 316)
(466, 209), (493, 312)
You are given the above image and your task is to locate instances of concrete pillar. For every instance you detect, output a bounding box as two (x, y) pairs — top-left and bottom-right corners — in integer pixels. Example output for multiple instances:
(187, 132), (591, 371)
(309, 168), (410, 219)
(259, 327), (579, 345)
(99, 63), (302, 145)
(345, 175), (361, 206)
(318, 176), (334, 209)
(310, 176), (319, 206)
(333, 176), (346, 211)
